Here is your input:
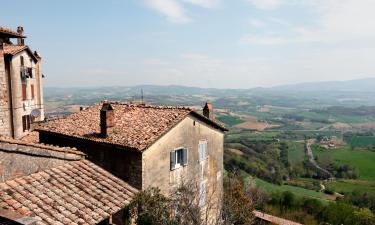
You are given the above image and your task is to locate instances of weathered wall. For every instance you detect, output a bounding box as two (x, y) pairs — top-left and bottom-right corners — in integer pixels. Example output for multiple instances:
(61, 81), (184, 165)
(0, 55), (11, 137)
(9, 51), (44, 139)
(39, 131), (144, 189)
(143, 115), (224, 223)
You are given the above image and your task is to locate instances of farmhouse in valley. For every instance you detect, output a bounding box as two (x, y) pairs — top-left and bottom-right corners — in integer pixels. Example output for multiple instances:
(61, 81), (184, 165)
(0, 26), (44, 139)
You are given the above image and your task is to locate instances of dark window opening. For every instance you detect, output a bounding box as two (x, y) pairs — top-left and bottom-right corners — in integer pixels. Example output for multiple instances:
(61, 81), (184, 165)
(22, 115), (31, 132)
(20, 56), (24, 66)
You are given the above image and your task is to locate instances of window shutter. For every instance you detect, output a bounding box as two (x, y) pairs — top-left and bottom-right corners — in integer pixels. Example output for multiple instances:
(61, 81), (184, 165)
(199, 182), (206, 206)
(22, 84), (27, 100)
(170, 151), (176, 170)
(22, 116), (26, 131)
(31, 85), (35, 99)
(183, 148), (188, 166)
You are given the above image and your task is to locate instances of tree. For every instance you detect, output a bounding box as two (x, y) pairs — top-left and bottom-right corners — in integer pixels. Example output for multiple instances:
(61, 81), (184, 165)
(222, 174), (255, 225)
(123, 187), (177, 225)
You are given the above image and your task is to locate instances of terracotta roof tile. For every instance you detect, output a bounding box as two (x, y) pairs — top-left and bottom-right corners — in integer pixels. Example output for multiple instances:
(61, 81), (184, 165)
(0, 26), (25, 38)
(38, 102), (226, 151)
(38, 102), (192, 150)
(2, 44), (28, 55)
(0, 160), (138, 224)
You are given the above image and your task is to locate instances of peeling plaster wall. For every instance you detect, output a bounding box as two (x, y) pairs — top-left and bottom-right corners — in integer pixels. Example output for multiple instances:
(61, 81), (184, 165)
(143, 115), (224, 223)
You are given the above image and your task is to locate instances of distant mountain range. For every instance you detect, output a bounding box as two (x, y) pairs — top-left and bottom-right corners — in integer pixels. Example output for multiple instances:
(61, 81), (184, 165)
(269, 78), (375, 92)
(45, 78), (375, 96)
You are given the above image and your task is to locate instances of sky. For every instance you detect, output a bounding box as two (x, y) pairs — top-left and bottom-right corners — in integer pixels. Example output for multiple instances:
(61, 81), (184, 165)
(1, 0), (375, 88)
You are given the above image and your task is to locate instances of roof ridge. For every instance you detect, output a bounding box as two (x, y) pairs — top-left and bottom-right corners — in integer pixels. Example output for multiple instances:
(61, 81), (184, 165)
(0, 136), (85, 156)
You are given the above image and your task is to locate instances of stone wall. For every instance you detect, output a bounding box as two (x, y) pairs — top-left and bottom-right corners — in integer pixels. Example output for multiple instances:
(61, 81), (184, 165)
(0, 55), (11, 137)
(39, 131), (144, 189)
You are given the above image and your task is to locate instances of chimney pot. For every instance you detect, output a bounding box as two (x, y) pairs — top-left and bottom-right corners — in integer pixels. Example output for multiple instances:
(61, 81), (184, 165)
(17, 26), (25, 45)
(100, 102), (114, 137)
(203, 101), (214, 120)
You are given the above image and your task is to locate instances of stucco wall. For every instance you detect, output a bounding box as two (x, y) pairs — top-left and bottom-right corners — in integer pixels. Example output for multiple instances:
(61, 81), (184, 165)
(142, 115), (224, 222)
(9, 51), (44, 139)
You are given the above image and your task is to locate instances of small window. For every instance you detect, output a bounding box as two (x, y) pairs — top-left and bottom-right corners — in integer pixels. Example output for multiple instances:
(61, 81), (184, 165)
(22, 83), (27, 100)
(31, 84), (35, 99)
(22, 115), (31, 132)
(199, 140), (208, 162)
(199, 181), (206, 206)
(170, 148), (188, 170)
(20, 56), (24, 66)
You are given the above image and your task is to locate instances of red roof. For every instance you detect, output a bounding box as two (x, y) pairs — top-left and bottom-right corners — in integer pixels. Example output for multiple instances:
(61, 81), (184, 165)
(38, 102), (226, 151)
(0, 26), (25, 38)
(0, 160), (137, 225)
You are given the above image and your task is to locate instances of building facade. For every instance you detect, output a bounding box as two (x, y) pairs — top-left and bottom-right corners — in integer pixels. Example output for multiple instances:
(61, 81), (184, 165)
(0, 26), (44, 139)
(37, 101), (227, 223)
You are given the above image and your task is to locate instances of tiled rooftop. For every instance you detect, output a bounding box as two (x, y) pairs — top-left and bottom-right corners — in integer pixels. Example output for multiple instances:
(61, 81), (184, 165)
(38, 102), (226, 151)
(0, 26), (25, 38)
(38, 102), (196, 151)
(0, 137), (85, 182)
(0, 159), (138, 225)
(1, 44), (28, 56)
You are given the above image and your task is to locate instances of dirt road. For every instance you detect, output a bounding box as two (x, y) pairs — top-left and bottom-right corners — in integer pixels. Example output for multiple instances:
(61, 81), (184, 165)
(306, 140), (334, 179)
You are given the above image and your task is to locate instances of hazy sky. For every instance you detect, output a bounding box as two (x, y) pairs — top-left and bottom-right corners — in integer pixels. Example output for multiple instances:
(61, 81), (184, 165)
(1, 0), (375, 88)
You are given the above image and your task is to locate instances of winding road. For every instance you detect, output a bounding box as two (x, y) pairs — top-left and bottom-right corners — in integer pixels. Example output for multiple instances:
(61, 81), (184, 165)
(306, 140), (334, 179)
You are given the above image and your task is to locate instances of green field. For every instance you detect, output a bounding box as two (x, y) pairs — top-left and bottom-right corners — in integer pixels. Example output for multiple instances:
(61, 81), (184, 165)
(313, 146), (375, 180)
(253, 177), (332, 202)
(216, 115), (245, 126)
(325, 180), (375, 194)
(348, 136), (375, 148)
(287, 141), (305, 168)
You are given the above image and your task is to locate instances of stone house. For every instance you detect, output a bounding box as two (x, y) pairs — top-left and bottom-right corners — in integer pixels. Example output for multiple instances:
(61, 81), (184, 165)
(0, 137), (137, 225)
(37, 101), (227, 222)
(0, 26), (44, 139)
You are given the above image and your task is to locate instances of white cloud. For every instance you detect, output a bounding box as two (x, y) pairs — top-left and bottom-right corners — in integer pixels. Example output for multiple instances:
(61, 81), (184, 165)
(143, 0), (219, 23)
(144, 0), (191, 23)
(182, 0), (220, 8)
(247, 0), (283, 10)
(242, 0), (375, 45)
(248, 18), (266, 28)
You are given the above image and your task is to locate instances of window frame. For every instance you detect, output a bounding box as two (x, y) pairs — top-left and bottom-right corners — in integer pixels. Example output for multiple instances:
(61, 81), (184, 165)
(198, 140), (208, 162)
(170, 147), (188, 171)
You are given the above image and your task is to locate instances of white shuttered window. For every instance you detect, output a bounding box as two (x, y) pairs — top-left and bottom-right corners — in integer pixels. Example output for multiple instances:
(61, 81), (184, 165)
(198, 140), (208, 162)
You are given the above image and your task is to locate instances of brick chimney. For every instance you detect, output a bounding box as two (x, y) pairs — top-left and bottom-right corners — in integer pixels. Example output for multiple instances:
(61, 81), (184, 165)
(203, 101), (214, 120)
(17, 26), (25, 45)
(100, 101), (114, 137)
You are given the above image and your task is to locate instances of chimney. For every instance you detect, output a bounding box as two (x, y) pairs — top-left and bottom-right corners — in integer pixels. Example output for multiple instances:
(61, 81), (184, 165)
(100, 101), (114, 137)
(17, 26), (25, 45)
(203, 101), (214, 120)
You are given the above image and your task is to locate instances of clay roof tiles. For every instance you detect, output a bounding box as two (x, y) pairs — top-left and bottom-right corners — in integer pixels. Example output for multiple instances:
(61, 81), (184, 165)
(2, 44), (28, 55)
(0, 26), (25, 38)
(38, 102), (226, 151)
(0, 159), (138, 225)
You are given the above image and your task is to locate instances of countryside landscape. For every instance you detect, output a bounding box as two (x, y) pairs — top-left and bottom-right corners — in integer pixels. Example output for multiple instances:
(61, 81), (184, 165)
(45, 78), (375, 224)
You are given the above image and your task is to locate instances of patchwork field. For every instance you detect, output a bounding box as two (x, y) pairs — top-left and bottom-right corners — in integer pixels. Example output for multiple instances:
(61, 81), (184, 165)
(347, 136), (375, 148)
